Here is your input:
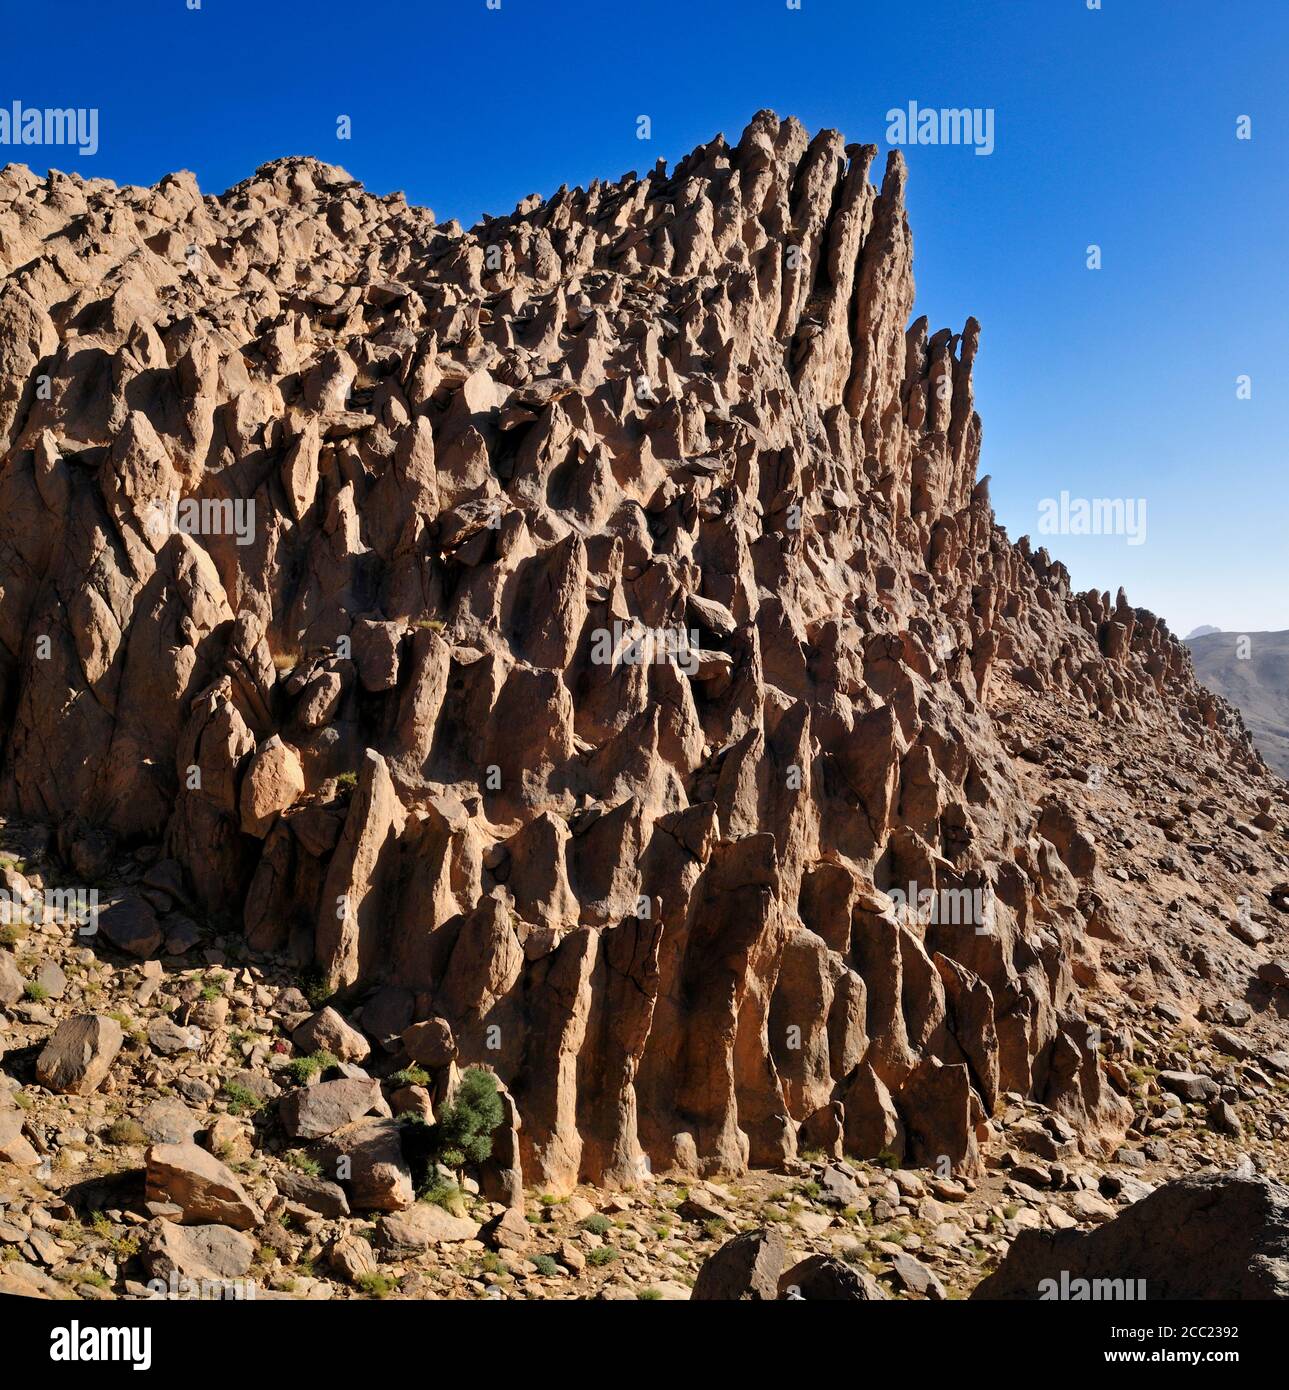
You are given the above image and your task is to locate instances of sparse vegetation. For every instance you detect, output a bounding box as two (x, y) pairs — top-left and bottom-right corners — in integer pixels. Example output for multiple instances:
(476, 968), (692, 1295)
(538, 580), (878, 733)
(299, 968), (332, 1009)
(418, 1173), (464, 1211)
(388, 1065), (430, 1088)
(104, 1117), (147, 1146)
(285, 1050), (338, 1084)
(429, 1066), (504, 1180)
(220, 1080), (264, 1116)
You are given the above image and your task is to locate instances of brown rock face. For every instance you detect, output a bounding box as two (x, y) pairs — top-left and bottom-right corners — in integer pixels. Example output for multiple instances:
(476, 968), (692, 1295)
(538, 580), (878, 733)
(144, 1141), (264, 1230)
(142, 1222), (256, 1284)
(240, 735), (305, 837)
(307, 1119), (414, 1211)
(972, 1173), (1289, 1300)
(35, 1015), (123, 1095)
(691, 1228), (787, 1301)
(277, 1076), (383, 1139)
(0, 112), (1272, 1192)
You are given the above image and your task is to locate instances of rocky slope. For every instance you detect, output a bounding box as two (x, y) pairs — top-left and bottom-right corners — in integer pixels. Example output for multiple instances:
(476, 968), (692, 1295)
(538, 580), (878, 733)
(2, 111), (1288, 1300)
(1187, 630), (1289, 778)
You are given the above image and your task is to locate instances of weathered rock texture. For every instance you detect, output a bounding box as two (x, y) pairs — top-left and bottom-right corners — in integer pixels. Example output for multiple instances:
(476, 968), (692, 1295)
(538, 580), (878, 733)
(0, 113), (1274, 1192)
(972, 1172), (1289, 1299)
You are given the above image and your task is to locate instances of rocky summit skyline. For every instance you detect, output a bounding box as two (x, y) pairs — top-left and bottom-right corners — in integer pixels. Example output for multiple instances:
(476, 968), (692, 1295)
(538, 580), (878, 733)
(0, 99), (1287, 1325)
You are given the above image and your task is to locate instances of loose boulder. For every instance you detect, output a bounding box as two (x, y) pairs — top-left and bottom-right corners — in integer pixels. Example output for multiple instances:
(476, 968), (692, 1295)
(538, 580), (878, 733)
(691, 1228), (786, 1301)
(972, 1173), (1289, 1300)
(145, 1141), (264, 1230)
(35, 1015), (124, 1095)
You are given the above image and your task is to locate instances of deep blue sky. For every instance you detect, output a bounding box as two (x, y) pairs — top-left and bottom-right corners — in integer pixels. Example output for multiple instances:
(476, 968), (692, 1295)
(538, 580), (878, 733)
(3, 0), (1285, 636)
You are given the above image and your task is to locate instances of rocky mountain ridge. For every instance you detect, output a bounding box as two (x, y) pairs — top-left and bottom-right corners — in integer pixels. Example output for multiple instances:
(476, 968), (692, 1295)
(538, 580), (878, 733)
(1, 111), (1288, 1300)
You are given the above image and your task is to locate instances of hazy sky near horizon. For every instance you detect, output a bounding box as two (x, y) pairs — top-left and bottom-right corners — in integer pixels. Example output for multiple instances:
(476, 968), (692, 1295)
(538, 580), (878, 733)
(2, 0), (1285, 638)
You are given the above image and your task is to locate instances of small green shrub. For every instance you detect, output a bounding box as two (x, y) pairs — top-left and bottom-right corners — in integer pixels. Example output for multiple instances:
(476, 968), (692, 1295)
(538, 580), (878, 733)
(388, 1065), (430, 1088)
(581, 1213), (611, 1236)
(587, 1245), (618, 1267)
(104, 1117), (147, 1146)
(418, 1174), (463, 1211)
(24, 981), (48, 1002)
(356, 1272), (397, 1298)
(286, 1050), (338, 1084)
(432, 1067), (504, 1175)
(299, 968), (332, 1010)
(531, 1254), (559, 1277)
(221, 1080), (263, 1116)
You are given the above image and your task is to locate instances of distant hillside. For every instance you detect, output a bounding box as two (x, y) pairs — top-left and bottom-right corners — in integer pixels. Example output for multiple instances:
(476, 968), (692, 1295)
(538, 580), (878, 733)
(1185, 625), (1221, 639)
(1187, 630), (1289, 777)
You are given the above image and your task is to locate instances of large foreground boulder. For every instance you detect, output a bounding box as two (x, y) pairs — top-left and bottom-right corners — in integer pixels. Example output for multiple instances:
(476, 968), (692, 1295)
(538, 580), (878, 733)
(308, 1118), (414, 1211)
(693, 1227), (894, 1300)
(35, 1015), (123, 1095)
(691, 1228), (787, 1300)
(278, 1077), (384, 1139)
(972, 1173), (1289, 1300)
(142, 1222), (256, 1283)
(145, 1142), (264, 1230)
